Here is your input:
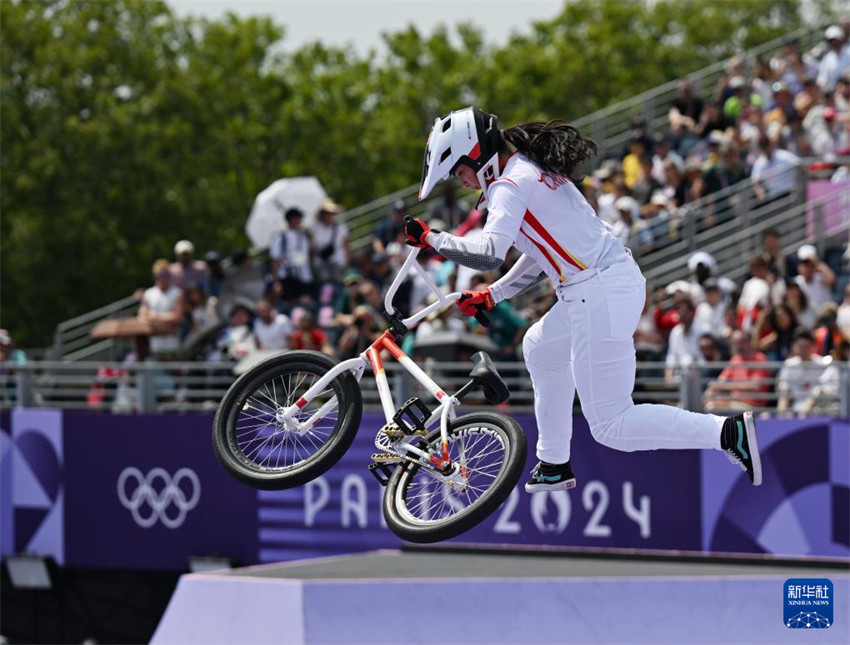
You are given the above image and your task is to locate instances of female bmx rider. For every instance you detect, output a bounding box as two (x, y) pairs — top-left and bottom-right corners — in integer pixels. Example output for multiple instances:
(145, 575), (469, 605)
(404, 107), (762, 492)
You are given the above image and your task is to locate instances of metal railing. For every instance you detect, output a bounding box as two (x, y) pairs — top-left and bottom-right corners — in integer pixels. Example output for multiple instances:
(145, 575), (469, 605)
(639, 162), (850, 288)
(2, 358), (847, 419)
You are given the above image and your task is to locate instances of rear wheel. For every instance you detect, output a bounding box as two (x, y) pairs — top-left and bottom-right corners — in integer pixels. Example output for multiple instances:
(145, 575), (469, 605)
(382, 412), (526, 543)
(213, 350), (362, 490)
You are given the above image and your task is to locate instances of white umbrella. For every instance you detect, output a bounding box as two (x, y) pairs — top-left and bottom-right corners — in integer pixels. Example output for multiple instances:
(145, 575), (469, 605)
(245, 177), (328, 249)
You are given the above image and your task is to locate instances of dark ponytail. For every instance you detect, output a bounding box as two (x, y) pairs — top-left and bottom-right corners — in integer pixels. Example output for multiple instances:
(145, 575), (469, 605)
(502, 120), (598, 178)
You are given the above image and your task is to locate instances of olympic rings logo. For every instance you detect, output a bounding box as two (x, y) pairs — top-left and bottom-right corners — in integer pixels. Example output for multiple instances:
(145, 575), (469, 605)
(117, 467), (201, 529)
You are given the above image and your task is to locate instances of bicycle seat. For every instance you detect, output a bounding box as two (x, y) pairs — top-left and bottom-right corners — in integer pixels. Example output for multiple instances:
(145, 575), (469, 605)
(469, 351), (510, 404)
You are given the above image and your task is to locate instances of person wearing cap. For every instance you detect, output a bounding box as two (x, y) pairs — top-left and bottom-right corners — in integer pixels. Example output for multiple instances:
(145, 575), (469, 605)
(269, 208), (314, 303)
(428, 182), (470, 231)
(817, 25), (850, 92)
(750, 135), (800, 203)
(611, 196), (652, 260)
(372, 199), (408, 254)
(169, 239), (209, 291)
(312, 198), (350, 284)
(687, 251), (736, 305)
(794, 244), (836, 315)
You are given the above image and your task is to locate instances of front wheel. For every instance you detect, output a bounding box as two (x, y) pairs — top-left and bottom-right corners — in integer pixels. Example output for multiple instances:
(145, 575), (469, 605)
(213, 350), (362, 490)
(382, 412), (527, 543)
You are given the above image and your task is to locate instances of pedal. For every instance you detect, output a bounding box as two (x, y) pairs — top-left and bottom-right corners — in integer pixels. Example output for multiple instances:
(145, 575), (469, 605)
(368, 462), (395, 487)
(393, 397), (431, 435)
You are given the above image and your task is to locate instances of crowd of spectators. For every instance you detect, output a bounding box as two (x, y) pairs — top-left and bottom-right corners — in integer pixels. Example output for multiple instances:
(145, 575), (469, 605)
(584, 24), (850, 260)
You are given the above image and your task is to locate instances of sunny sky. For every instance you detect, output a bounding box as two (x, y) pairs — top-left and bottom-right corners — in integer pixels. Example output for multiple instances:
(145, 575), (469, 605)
(168, 0), (564, 54)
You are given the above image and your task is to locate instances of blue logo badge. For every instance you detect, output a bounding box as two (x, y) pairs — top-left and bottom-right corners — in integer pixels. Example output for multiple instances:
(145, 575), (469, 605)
(784, 579), (833, 629)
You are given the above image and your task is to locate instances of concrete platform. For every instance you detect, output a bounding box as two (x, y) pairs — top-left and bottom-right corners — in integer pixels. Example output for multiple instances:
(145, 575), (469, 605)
(152, 550), (850, 644)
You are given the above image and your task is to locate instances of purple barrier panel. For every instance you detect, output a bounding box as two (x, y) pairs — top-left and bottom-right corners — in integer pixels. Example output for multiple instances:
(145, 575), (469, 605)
(806, 180), (849, 238)
(62, 412), (259, 569)
(7, 409), (65, 563)
(702, 418), (849, 558)
(452, 414), (702, 550)
(257, 411), (702, 561)
(0, 409), (12, 558)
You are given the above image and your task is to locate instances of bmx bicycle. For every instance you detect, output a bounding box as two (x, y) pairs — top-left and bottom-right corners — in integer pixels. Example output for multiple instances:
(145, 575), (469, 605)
(213, 247), (527, 543)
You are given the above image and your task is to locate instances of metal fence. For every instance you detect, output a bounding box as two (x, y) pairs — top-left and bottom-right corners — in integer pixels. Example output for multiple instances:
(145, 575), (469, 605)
(2, 358), (847, 419)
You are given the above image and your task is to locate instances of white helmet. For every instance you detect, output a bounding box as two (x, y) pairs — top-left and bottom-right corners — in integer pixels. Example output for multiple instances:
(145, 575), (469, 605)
(419, 107), (502, 206)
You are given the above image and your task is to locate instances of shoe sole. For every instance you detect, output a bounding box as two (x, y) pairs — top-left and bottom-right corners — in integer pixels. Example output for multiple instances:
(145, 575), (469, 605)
(743, 411), (762, 486)
(525, 478), (576, 493)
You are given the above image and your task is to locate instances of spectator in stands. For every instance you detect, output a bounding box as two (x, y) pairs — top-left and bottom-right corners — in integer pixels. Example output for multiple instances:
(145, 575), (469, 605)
(596, 169), (629, 225)
(835, 72), (850, 114)
(611, 196), (652, 259)
(213, 304), (256, 361)
(632, 152), (663, 205)
(794, 244), (836, 315)
(669, 79), (704, 153)
(373, 200), (407, 254)
(764, 82), (798, 139)
(811, 107), (846, 155)
(753, 303), (799, 361)
(782, 112), (815, 157)
(738, 254), (772, 332)
(429, 183), (470, 230)
(761, 228), (792, 282)
(170, 239), (209, 291)
(183, 287), (218, 337)
(751, 135), (800, 204)
(288, 311), (334, 355)
(696, 101), (731, 141)
(338, 305), (380, 360)
(837, 282), (850, 338)
(634, 285), (665, 361)
(253, 297), (293, 351)
(660, 159), (689, 210)
(651, 134), (683, 185)
(751, 57), (776, 108)
(312, 199), (350, 285)
(783, 280), (817, 330)
(793, 77), (821, 119)
(817, 25), (850, 92)
(701, 142), (748, 198)
(202, 250), (225, 298)
(695, 279), (727, 331)
(687, 250), (737, 304)
(0, 329), (26, 364)
(777, 329), (828, 415)
(803, 339), (849, 415)
(702, 330), (772, 412)
(664, 297), (705, 383)
(813, 302), (845, 356)
(622, 137), (649, 189)
(139, 259), (185, 359)
(698, 332), (729, 380)
(270, 208), (314, 304)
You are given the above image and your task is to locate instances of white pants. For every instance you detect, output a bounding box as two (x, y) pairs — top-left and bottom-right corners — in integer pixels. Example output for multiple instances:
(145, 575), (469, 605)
(522, 258), (724, 464)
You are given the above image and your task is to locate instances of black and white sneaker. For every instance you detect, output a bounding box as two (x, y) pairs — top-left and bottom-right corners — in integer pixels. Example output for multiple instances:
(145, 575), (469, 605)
(524, 460), (577, 493)
(721, 411), (762, 486)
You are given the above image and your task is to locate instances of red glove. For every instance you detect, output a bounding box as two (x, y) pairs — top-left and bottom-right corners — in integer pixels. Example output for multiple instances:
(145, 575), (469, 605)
(456, 288), (495, 317)
(404, 217), (431, 247)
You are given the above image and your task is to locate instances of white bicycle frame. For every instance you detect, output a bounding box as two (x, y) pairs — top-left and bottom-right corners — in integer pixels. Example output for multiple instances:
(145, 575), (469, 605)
(276, 248), (463, 469)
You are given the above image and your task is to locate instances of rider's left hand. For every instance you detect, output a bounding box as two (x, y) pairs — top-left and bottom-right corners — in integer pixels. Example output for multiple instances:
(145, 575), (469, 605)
(456, 288), (495, 316)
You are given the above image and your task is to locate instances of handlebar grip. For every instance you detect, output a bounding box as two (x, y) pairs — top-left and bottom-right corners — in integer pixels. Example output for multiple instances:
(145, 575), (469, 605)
(473, 308), (490, 328)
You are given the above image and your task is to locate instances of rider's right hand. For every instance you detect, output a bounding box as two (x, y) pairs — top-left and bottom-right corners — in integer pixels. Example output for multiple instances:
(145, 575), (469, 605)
(456, 288), (495, 316)
(403, 217), (431, 247)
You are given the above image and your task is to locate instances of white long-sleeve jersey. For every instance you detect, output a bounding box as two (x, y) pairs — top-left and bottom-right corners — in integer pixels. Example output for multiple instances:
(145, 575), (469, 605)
(426, 152), (629, 303)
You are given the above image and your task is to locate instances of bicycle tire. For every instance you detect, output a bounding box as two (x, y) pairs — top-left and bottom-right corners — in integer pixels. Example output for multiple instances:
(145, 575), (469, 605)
(213, 350), (362, 490)
(382, 412), (527, 543)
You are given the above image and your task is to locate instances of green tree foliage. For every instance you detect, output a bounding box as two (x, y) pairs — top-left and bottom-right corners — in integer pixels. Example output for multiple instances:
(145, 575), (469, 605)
(0, 0), (828, 347)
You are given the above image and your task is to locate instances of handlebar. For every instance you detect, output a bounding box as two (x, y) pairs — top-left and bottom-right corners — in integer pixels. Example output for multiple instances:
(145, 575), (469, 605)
(382, 247), (490, 331)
